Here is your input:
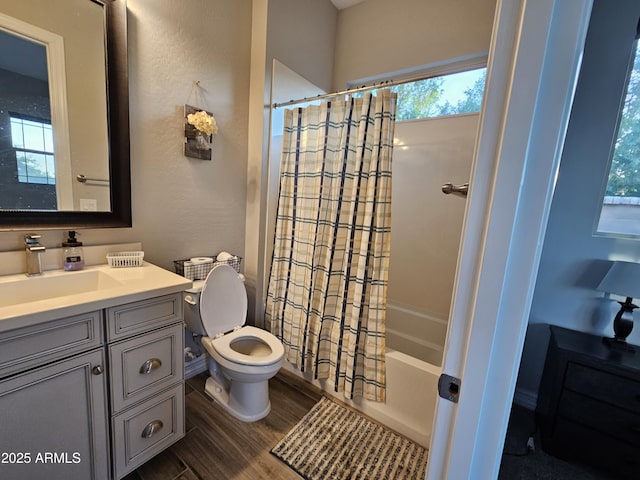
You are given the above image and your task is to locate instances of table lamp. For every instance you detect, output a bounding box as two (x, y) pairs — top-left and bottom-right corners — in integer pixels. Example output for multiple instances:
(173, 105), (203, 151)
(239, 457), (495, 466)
(597, 260), (640, 350)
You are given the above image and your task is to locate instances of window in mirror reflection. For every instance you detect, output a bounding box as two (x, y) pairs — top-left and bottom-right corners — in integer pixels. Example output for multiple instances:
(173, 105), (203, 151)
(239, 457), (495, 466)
(11, 115), (56, 185)
(0, 27), (56, 210)
(597, 39), (640, 237)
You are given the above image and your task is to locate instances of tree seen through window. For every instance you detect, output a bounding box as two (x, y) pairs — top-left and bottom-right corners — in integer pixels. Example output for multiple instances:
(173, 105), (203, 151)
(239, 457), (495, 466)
(606, 41), (640, 197)
(355, 67), (487, 121)
(10, 115), (56, 185)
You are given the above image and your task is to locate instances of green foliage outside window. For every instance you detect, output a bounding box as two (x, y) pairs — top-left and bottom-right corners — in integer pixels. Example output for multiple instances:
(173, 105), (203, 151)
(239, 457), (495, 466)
(606, 42), (640, 197)
(391, 69), (486, 121)
(356, 67), (486, 121)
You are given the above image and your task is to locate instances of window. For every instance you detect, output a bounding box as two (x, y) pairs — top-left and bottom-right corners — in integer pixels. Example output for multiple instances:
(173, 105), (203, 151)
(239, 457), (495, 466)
(352, 67), (486, 122)
(10, 114), (56, 185)
(597, 40), (640, 236)
(391, 67), (486, 121)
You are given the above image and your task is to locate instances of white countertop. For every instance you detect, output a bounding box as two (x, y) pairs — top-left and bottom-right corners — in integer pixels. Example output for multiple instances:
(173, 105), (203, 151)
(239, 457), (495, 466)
(0, 262), (192, 333)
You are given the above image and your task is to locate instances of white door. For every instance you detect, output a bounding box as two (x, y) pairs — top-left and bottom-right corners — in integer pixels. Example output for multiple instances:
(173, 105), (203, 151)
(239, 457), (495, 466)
(426, 0), (593, 478)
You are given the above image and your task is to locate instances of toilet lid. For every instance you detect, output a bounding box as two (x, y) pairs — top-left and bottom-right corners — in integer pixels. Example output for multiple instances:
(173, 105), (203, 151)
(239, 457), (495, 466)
(199, 264), (247, 337)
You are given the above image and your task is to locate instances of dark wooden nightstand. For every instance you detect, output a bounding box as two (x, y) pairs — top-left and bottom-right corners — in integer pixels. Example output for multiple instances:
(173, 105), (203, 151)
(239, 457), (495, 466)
(536, 325), (640, 478)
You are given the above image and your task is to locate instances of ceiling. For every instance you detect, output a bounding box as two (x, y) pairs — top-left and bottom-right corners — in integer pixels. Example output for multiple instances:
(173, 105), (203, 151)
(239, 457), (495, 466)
(330, 0), (367, 10)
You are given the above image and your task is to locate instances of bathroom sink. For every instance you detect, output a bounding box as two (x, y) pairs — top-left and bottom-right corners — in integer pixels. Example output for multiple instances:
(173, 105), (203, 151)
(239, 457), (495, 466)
(0, 270), (124, 308)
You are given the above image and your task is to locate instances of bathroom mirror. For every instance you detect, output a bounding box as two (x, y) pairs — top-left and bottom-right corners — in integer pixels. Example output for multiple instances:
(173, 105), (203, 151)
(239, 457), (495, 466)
(0, 0), (131, 230)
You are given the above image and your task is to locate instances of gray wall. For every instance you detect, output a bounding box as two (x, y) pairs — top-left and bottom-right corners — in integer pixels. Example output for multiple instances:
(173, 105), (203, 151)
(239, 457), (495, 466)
(333, 0), (496, 89)
(517, 0), (640, 402)
(266, 0), (337, 94)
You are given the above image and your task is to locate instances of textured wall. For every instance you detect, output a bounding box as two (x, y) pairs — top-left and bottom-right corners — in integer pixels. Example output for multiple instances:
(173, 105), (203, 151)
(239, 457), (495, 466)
(0, 0), (252, 274)
(266, 0), (338, 94)
(333, 0), (496, 89)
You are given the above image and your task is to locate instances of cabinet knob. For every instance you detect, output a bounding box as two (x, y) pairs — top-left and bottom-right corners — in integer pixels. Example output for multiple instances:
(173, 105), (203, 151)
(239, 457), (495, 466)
(92, 365), (103, 375)
(139, 358), (162, 374)
(141, 420), (163, 438)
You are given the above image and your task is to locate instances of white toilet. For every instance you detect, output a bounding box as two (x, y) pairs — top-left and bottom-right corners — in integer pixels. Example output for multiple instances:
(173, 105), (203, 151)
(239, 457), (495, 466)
(183, 264), (284, 422)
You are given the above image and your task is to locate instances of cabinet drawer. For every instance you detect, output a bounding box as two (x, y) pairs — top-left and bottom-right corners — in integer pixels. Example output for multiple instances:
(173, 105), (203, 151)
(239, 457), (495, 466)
(109, 323), (184, 412)
(553, 416), (640, 479)
(0, 311), (103, 379)
(559, 389), (640, 445)
(112, 383), (185, 479)
(564, 362), (640, 413)
(107, 293), (182, 341)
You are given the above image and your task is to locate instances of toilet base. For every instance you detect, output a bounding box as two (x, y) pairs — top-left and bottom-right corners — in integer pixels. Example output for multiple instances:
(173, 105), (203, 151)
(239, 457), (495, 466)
(204, 376), (271, 422)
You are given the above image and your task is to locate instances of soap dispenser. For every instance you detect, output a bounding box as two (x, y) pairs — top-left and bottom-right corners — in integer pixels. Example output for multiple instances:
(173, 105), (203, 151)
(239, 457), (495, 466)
(62, 231), (84, 271)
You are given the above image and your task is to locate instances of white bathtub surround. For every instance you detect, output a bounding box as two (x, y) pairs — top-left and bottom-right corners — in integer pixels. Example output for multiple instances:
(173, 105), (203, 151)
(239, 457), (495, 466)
(386, 301), (447, 366)
(266, 91), (397, 402)
(387, 114), (478, 367)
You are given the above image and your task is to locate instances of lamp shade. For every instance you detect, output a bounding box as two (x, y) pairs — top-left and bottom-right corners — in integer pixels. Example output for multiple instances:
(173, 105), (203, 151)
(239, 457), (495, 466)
(597, 261), (640, 299)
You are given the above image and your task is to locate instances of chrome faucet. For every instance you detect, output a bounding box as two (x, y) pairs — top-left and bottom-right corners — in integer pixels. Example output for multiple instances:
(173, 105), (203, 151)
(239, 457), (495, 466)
(25, 234), (46, 276)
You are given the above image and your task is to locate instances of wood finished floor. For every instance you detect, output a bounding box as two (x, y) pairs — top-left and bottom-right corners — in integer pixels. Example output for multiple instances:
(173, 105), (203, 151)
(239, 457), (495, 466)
(122, 371), (322, 480)
(122, 372), (628, 480)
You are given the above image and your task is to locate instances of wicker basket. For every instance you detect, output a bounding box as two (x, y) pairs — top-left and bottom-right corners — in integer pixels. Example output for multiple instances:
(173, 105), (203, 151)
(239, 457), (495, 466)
(173, 254), (242, 280)
(107, 251), (144, 268)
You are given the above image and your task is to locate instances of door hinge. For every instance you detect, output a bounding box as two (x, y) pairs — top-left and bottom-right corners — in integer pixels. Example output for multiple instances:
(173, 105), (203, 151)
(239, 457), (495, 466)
(438, 373), (461, 403)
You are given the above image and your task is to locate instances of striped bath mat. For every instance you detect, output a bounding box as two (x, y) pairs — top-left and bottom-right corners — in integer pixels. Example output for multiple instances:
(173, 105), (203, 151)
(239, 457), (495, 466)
(271, 396), (428, 480)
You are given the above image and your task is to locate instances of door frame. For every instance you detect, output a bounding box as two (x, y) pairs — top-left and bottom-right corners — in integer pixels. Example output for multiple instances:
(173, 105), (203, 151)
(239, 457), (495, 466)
(426, 0), (593, 478)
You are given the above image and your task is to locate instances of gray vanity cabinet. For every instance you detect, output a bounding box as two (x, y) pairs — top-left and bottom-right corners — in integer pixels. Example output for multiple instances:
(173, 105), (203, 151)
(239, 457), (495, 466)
(0, 292), (186, 480)
(0, 314), (110, 480)
(107, 293), (185, 479)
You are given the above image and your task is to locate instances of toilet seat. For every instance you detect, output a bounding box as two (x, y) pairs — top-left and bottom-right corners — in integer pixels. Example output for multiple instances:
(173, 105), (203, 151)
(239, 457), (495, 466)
(212, 326), (284, 366)
(200, 264), (247, 336)
(199, 264), (283, 367)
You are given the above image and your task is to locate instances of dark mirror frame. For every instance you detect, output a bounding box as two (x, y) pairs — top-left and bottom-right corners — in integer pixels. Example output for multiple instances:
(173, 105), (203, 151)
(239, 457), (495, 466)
(0, 0), (131, 231)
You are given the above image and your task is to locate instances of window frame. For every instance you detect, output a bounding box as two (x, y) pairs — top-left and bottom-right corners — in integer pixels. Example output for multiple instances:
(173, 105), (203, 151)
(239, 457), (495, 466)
(10, 113), (57, 186)
(595, 29), (640, 238)
(345, 54), (488, 123)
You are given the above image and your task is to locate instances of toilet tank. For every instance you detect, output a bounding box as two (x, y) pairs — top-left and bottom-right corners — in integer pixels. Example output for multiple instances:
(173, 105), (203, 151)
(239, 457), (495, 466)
(183, 281), (206, 336)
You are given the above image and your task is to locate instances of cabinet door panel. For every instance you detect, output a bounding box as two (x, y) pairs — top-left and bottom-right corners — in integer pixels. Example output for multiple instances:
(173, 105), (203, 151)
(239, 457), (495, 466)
(0, 349), (109, 480)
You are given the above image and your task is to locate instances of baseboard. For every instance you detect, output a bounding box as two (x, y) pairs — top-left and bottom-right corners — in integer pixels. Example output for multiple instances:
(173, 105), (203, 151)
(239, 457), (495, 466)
(513, 387), (537, 411)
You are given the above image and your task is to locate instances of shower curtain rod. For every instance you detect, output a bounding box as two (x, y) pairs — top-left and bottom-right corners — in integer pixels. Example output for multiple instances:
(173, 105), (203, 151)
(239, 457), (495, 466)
(271, 71), (441, 109)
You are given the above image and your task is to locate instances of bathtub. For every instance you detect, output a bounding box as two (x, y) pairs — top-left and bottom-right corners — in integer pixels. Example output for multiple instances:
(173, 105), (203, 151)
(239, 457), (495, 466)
(281, 347), (441, 447)
(281, 301), (446, 447)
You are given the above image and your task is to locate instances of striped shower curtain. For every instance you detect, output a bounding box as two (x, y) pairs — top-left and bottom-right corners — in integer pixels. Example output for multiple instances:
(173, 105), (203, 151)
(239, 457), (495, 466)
(265, 90), (397, 402)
